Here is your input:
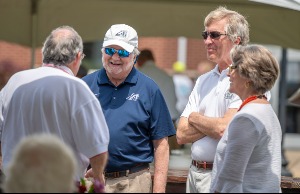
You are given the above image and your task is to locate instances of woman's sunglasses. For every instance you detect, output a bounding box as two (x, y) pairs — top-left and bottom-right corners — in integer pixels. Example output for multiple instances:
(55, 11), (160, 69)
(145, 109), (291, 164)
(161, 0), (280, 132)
(104, 47), (131, 58)
(202, 31), (227, 40)
(228, 64), (238, 74)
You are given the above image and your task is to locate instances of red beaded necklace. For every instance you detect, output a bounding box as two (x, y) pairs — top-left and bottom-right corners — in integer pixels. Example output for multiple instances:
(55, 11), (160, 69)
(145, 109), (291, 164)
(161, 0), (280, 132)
(238, 95), (267, 111)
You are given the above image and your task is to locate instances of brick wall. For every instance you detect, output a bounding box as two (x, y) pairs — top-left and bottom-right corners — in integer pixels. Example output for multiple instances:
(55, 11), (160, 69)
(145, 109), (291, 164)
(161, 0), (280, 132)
(0, 41), (41, 89)
(0, 38), (214, 88)
(187, 38), (207, 69)
(139, 37), (178, 70)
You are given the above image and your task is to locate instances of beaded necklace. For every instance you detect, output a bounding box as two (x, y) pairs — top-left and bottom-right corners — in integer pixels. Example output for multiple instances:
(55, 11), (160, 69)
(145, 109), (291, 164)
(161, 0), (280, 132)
(238, 95), (267, 111)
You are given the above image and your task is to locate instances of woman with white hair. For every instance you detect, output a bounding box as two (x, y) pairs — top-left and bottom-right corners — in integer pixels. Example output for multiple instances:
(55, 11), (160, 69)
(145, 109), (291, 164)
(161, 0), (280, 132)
(2, 134), (77, 193)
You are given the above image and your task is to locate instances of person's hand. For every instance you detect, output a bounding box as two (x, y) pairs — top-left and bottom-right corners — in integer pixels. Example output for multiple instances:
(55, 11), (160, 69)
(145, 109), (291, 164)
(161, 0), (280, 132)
(79, 177), (105, 193)
(93, 178), (105, 193)
(85, 168), (94, 178)
(85, 168), (105, 186)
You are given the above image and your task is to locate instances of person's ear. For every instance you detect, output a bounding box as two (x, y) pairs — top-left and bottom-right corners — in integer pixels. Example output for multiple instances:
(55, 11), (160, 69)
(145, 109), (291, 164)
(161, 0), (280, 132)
(235, 37), (241, 45)
(70, 52), (81, 75)
(74, 52), (82, 66)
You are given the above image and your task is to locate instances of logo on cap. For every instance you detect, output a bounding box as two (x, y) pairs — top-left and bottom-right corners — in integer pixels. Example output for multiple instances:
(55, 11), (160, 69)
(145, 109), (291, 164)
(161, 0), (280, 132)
(115, 30), (127, 38)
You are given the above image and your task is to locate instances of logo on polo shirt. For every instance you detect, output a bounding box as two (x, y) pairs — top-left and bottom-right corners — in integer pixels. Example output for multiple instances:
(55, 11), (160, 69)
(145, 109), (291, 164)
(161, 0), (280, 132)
(224, 90), (233, 99)
(126, 93), (139, 101)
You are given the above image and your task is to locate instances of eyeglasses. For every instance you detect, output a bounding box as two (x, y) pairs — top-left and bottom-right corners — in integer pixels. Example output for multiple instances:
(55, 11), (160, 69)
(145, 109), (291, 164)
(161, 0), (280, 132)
(104, 47), (131, 58)
(228, 64), (238, 74)
(202, 31), (227, 40)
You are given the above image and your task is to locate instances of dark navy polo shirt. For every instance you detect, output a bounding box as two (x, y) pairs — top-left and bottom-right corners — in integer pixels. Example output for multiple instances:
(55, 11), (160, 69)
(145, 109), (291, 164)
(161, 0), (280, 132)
(82, 67), (176, 172)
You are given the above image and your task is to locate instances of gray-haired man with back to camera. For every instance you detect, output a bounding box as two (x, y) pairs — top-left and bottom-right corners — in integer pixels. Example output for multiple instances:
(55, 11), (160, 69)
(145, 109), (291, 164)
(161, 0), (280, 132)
(0, 25), (109, 186)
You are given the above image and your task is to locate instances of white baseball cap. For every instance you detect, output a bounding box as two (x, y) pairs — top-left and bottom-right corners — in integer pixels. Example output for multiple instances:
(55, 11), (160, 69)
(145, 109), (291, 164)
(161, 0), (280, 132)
(103, 24), (138, 52)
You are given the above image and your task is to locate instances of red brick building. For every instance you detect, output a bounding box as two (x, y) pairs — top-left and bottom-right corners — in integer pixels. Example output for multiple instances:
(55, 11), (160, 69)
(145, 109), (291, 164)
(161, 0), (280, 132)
(0, 37), (214, 89)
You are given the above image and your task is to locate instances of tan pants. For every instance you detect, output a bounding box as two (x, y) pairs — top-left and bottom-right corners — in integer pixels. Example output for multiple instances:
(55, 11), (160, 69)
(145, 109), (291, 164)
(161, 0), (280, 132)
(105, 170), (152, 193)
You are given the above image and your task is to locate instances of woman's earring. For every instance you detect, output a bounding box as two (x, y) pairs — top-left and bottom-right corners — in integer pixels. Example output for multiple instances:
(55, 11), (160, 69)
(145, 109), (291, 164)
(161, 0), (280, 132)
(245, 82), (250, 88)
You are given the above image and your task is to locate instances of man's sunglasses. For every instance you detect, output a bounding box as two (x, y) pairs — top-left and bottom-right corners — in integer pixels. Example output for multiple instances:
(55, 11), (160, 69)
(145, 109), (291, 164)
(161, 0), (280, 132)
(104, 47), (131, 58)
(202, 31), (227, 40)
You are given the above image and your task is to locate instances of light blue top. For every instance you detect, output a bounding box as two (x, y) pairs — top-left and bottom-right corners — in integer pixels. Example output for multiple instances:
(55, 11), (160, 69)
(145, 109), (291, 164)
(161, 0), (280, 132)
(210, 103), (282, 193)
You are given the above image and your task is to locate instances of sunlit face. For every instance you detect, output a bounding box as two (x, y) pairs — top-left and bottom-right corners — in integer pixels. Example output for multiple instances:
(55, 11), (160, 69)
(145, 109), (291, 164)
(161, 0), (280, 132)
(102, 45), (135, 82)
(228, 65), (247, 98)
(204, 18), (235, 66)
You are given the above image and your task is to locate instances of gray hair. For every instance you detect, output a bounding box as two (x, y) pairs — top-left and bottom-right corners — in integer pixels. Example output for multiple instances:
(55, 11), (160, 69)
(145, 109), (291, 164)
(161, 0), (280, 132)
(2, 134), (77, 193)
(42, 25), (83, 66)
(230, 44), (279, 94)
(204, 6), (250, 45)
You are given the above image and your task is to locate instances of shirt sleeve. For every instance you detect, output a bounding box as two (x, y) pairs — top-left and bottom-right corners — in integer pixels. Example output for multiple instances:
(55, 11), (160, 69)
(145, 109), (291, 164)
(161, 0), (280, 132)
(213, 115), (261, 193)
(71, 86), (110, 159)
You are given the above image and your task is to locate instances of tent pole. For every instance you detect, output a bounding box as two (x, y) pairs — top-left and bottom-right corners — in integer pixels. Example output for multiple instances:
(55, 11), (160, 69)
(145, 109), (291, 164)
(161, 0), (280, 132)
(279, 47), (292, 177)
(30, 0), (37, 69)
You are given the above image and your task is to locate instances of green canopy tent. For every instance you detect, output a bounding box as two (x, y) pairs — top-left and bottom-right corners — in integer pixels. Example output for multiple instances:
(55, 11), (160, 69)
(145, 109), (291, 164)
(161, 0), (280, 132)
(0, 0), (300, 51)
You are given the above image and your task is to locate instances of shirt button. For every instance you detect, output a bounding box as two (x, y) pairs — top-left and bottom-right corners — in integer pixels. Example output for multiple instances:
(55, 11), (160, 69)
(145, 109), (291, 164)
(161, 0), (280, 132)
(115, 88), (117, 90)
(113, 97), (116, 100)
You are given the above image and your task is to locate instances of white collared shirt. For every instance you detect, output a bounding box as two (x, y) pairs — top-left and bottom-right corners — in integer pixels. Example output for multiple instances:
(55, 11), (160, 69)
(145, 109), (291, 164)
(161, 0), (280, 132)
(182, 65), (242, 161)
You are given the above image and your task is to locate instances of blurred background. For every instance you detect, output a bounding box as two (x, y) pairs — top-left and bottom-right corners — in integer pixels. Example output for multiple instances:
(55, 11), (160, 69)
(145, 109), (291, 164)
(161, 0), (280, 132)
(1, 0), (300, 178)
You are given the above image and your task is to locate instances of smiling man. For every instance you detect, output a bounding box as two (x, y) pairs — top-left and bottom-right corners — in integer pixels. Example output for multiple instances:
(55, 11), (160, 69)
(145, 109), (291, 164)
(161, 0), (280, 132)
(176, 7), (249, 193)
(82, 24), (176, 193)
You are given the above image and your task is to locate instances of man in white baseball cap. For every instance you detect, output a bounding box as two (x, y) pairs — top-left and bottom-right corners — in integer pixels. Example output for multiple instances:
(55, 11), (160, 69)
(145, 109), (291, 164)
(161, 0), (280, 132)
(103, 24), (138, 53)
(82, 24), (176, 193)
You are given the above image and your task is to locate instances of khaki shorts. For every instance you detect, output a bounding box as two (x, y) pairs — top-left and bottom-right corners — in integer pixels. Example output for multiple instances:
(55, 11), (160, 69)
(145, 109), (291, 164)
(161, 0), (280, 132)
(105, 170), (152, 193)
